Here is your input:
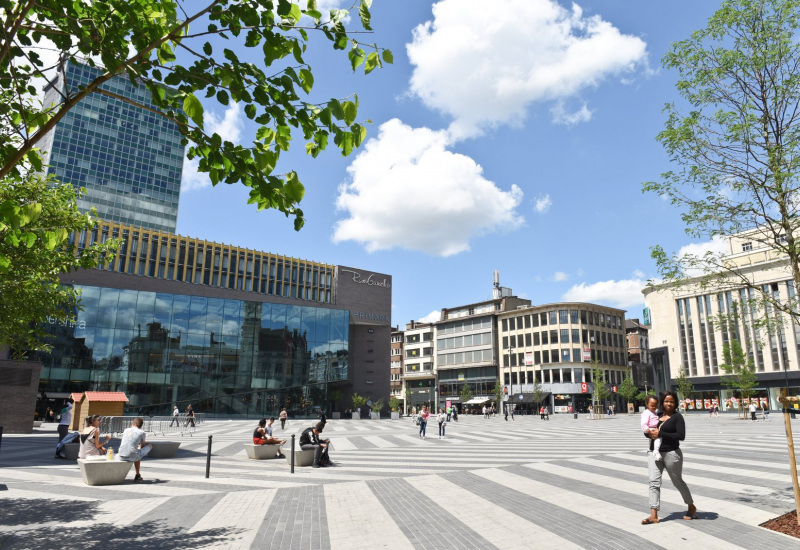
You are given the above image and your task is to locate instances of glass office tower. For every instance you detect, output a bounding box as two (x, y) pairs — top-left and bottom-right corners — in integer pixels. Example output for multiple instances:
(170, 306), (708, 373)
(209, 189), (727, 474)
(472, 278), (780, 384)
(40, 61), (183, 232)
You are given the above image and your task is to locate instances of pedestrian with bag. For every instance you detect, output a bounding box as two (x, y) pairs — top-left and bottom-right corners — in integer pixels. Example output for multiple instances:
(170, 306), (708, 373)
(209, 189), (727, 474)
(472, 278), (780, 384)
(437, 408), (448, 439)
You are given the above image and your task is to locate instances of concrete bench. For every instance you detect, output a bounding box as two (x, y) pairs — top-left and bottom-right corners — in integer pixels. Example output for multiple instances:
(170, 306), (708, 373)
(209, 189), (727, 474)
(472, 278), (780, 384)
(288, 448), (316, 467)
(78, 459), (133, 486)
(33, 421), (42, 427)
(64, 443), (80, 460)
(148, 441), (181, 458)
(244, 443), (282, 459)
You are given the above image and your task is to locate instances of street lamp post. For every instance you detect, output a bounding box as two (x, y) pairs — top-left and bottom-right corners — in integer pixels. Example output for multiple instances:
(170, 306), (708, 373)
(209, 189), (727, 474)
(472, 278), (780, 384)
(508, 347), (514, 413)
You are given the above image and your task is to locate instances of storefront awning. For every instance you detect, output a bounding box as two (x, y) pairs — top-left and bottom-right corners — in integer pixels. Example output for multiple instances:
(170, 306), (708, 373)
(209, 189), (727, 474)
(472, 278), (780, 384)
(508, 393), (551, 404)
(463, 397), (490, 404)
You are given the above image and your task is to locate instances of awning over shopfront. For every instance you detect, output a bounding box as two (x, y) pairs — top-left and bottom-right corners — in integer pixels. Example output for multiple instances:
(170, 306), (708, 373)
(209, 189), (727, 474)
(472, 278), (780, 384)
(508, 393), (551, 404)
(463, 397), (490, 404)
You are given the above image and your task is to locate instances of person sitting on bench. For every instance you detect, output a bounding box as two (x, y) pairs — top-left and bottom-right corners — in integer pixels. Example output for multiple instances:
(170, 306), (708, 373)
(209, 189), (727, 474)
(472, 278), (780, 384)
(299, 421), (331, 468)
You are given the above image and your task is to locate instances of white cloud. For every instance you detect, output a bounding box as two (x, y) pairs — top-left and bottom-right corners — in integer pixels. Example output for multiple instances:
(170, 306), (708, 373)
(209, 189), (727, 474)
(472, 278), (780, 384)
(181, 103), (244, 192)
(206, 102), (243, 143)
(677, 237), (728, 276)
(534, 194), (552, 213)
(333, 118), (523, 256)
(550, 101), (592, 125)
(418, 310), (441, 323)
(552, 271), (569, 282)
(562, 277), (646, 309)
(407, 0), (647, 138)
(632, 269), (645, 279)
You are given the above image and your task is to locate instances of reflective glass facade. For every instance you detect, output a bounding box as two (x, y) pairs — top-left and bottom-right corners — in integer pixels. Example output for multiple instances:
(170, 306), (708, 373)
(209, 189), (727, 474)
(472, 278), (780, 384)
(42, 62), (183, 232)
(35, 285), (349, 418)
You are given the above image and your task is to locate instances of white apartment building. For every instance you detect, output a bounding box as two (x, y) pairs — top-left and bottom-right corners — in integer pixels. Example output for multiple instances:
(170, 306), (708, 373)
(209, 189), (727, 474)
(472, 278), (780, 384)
(644, 229), (800, 411)
(401, 321), (435, 413)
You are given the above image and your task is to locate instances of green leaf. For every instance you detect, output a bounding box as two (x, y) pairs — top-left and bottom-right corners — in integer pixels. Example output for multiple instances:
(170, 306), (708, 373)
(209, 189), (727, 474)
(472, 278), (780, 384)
(382, 49), (394, 64)
(364, 52), (380, 74)
(285, 171), (305, 202)
(216, 90), (229, 105)
(298, 69), (314, 93)
(203, 42), (212, 56)
(359, 1), (372, 30)
(244, 103), (256, 119)
(19, 203), (42, 225)
(342, 101), (357, 125)
(289, 4), (302, 23)
(183, 94), (204, 127)
(348, 47), (365, 71)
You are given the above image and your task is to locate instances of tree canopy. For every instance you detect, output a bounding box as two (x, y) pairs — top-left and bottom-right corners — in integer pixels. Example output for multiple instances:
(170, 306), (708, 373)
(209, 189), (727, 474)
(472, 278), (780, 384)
(0, 175), (117, 355)
(645, 0), (800, 327)
(0, 0), (391, 230)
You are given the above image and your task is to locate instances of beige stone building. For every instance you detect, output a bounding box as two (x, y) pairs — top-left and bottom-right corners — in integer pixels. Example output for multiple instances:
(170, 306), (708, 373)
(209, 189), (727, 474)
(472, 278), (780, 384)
(644, 229), (800, 411)
(496, 303), (627, 414)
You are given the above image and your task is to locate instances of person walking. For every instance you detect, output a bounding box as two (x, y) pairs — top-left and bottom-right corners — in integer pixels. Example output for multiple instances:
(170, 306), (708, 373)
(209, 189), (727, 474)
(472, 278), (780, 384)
(437, 408), (448, 439)
(184, 404), (195, 427)
(761, 401), (770, 421)
(749, 401), (757, 421)
(510, 406), (515, 421)
(641, 391), (697, 525)
(482, 405), (487, 419)
(169, 405), (180, 427)
(418, 406), (430, 439)
(279, 407), (288, 429)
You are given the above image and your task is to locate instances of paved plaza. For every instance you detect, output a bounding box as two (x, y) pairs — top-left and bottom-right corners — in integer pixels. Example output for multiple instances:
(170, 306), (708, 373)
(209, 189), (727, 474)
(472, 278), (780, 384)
(1, 412), (799, 549)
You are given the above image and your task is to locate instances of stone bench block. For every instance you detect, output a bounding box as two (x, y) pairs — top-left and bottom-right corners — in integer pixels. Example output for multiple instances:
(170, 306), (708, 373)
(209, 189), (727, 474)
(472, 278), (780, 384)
(288, 448), (316, 467)
(148, 441), (181, 458)
(78, 459), (133, 486)
(33, 421), (42, 427)
(244, 443), (281, 459)
(64, 443), (79, 460)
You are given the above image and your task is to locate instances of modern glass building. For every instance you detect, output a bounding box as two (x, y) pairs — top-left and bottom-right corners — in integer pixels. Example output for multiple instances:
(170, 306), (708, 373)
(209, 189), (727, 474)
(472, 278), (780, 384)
(29, 232), (392, 418)
(39, 61), (183, 232)
(36, 285), (350, 418)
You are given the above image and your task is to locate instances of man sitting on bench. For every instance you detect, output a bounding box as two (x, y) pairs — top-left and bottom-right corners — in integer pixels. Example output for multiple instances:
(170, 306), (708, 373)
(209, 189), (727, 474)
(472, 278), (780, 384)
(299, 421), (331, 468)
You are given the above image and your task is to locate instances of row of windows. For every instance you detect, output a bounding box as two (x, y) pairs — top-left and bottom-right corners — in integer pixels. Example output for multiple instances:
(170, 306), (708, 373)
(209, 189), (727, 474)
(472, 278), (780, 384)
(406, 347), (432, 358)
(438, 317), (493, 334)
(501, 310), (623, 332)
(437, 332), (492, 350)
(71, 221), (335, 303)
(502, 329), (624, 349)
(503, 349), (626, 367)
(405, 362), (433, 372)
(437, 348), (494, 366)
(405, 332), (433, 344)
(502, 367), (625, 385)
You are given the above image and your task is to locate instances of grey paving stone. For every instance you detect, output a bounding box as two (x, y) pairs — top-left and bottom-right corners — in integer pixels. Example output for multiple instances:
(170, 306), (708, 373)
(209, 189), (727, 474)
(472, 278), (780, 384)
(252, 485), (330, 550)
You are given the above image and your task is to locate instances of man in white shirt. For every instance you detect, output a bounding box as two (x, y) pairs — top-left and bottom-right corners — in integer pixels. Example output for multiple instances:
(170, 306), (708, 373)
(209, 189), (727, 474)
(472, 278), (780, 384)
(169, 405), (180, 427)
(749, 401), (758, 421)
(57, 398), (73, 443)
(117, 418), (152, 482)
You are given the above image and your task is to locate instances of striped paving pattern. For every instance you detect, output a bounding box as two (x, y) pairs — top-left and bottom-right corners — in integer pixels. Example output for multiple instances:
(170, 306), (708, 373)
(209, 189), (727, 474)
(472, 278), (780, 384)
(1, 414), (798, 548)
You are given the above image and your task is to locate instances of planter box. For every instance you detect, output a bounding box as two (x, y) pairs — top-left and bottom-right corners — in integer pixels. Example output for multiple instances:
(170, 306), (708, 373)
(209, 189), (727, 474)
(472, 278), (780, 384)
(33, 421), (42, 428)
(331, 412), (341, 419)
(351, 412), (360, 420)
(390, 412), (400, 420)
(370, 412), (380, 420)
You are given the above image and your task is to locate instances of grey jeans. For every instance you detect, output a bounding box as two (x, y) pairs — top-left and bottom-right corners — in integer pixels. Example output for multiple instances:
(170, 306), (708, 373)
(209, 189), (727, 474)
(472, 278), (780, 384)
(648, 449), (693, 510)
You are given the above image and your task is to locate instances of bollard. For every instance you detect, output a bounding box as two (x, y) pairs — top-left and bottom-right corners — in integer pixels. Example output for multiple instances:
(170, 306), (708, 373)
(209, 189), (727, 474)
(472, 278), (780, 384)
(0, 425), (3, 454)
(205, 435), (212, 478)
(291, 434), (295, 474)
(574, 413), (578, 420)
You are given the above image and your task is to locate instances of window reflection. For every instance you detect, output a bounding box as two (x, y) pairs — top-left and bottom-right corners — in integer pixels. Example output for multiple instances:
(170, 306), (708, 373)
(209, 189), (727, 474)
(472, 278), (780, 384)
(35, 285), (352, 417)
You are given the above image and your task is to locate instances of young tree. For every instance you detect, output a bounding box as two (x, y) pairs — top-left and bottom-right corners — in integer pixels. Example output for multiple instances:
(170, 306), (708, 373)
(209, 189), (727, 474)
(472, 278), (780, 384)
(459, 383), (473, 405)
(590, 362), (610, 419)
(644, 0), (800, 329)
(532, 379), (546, 411)
(493, 380), (503, 409)
(618, 371), (639, 414)
(0, 0), (391, 230)
(388, 395), (399, 412)
(351, 392), (367, 414)
(404, 386), (411, 415)
(0, 175), (118, 356)
(675, 368), (695, 411)
(369, 397), (384, 417)
(720, 340), (758, 419)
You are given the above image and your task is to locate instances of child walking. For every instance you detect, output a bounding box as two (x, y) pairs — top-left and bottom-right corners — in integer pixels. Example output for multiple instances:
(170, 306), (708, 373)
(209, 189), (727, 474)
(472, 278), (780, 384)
(641, 395), (662, 461)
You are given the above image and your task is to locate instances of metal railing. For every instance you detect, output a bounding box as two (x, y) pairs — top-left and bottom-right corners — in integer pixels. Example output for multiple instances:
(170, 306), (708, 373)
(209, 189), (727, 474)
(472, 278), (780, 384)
(99, 414), (205, 437)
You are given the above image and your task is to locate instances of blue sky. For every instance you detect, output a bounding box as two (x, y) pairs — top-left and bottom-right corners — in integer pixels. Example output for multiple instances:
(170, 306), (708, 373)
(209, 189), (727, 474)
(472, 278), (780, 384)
(176, 0), (725, 327)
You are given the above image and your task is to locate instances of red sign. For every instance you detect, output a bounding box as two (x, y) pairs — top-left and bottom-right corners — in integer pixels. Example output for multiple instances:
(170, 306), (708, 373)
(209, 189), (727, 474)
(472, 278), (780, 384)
(612, 385), (617, 393)
(503, 386), (508, 395)
(581, 382), (588, 393)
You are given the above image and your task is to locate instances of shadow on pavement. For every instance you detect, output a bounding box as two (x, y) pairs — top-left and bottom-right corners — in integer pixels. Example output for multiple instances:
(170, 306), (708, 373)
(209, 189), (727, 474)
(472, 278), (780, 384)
(0, 499), (239, 549)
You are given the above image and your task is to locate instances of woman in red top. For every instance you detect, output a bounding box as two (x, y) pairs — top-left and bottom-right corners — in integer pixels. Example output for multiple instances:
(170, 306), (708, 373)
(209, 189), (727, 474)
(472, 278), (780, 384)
(253, 418), (268, 445)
